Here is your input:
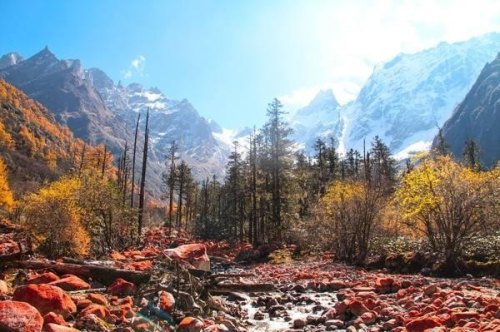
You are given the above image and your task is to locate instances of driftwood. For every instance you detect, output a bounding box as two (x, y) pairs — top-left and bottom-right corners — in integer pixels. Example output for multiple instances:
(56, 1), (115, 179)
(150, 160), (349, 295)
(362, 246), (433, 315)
(7, 260), (151, 285)
(209, 283), (275, 293)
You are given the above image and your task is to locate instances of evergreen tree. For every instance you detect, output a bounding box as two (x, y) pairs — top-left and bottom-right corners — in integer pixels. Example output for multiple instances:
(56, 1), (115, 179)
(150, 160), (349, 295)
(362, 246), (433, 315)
(263, 98), (294, 241)
(462, 138), (481, 170)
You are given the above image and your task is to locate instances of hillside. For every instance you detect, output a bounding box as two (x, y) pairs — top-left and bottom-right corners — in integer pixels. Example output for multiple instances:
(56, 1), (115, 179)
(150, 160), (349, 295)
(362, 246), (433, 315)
(0, 80), (105, 193)
(435, 53), (500, 166)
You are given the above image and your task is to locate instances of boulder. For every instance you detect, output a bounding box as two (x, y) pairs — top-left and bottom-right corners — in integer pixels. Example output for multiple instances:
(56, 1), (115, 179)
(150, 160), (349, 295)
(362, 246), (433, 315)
(348, 300), (369, 316)
(12, 284), (76, 318)
(49, 275), (90, 291)
(158, 291), (175, 313)
(86, 293), (108, 306)
(0, 300), (43, 332)
(165, 243), (210, 271)
(177, 316), (204, 332)
(405, 317), (442, 331)
(42, 312), (68, 327)
(27, 272), (60, 284)
(107, 278), (136, 296)
(44, 324), (80, 332)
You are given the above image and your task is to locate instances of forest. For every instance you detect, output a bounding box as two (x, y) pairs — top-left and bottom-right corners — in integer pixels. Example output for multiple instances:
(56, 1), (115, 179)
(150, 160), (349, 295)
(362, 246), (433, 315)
(1, 84), (499, 332)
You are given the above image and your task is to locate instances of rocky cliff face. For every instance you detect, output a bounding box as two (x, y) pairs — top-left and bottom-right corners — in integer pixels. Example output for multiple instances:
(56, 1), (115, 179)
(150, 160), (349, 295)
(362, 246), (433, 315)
(289, 33), (500, 158)
(1, 49), (229, 195)
(434, 53), (500, 167)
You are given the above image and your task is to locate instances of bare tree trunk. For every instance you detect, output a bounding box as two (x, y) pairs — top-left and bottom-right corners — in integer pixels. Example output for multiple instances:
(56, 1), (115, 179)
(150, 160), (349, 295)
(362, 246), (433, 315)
(138, 109), (149, 240)
(131, 113), (141, 208)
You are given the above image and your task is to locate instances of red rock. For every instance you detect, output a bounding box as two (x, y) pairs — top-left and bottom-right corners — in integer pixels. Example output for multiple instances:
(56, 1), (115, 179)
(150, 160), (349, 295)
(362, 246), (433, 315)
(382, 318), (400, 330)
(110, 251), (126, 260)
(158, 291), (175, 313)
(0, 300), (43, 332)
(12, 284), (76, 318)
(451, 311), (480, 322)
(348, 300), (369, 316)
(80, 304), (112, 321)
(376, 277), (394, 287)
(324, 308), (337, 319)
(424, 284), (439, 296)
(0, 240), (20, 255)
(360, 311), (377, 324)
(327, 280), (347, 290)
(42, 312), (68, 327)
(75, 299), (92, 310)
(44, 324), (80, 332)
(334, 300), (348, 315)
(405, 317), (442, 331)
(128, 260), (153, 271)
(107, 278), (136, 296)
(49, 275), (90, 291)
(177, 317), (204, 332)
(27, 272), (60, 284)
(165, 243), (210, 271)
(87, 293), (108, 306)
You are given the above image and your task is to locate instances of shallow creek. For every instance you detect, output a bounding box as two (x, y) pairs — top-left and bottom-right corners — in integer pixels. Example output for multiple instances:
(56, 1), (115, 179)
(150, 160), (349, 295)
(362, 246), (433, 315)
(215, 266), (339, 331)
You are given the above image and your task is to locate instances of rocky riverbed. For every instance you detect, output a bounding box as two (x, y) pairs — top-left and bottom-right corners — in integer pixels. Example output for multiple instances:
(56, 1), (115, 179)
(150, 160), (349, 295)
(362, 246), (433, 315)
(219, 262), (500, 331)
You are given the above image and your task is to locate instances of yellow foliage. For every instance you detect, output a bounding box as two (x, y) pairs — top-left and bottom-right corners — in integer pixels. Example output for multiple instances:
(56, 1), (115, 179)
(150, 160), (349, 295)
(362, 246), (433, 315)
(0, 121), (14, 149)
(322, 180), (383, 262)
(395, 156), (499, 258)
(23, 177), (90, 258)
(0, 157), (14, 212)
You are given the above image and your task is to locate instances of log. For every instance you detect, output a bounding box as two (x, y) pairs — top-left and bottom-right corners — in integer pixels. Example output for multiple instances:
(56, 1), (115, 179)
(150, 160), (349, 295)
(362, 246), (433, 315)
(209, 273), (256, 278)
(7, 260), (151, 285)
(209, 283), (275, 293)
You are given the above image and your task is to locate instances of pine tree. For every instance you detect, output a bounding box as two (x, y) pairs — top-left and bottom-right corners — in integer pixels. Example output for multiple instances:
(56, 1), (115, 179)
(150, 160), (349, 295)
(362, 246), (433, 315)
(370, 136), (396, 193)
(462, 138), (481, 170)
(263, 98), (294, 241)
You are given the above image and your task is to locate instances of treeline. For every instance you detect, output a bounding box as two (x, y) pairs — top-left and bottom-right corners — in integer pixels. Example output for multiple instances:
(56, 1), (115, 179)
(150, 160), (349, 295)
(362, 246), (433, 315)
(159, 98), (499, 272)
(162, 98), (398, 245)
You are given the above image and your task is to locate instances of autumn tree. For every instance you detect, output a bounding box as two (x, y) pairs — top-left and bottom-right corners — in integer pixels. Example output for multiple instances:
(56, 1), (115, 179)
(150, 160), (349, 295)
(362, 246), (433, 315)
(0, 157), (14, 213)
(395, 156), (499, 273)
(23, 177), (90, 258)
(322, 180), (383, 263)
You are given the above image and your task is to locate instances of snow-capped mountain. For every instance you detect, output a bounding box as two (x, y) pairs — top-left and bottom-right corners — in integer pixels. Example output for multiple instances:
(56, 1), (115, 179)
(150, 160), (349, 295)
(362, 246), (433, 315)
(289, 89), (343, 151)
(290, 33), (500, 158)
(0, 48), (230, 196)
(85, 68), (230, 183)
(0, 52), (23, 69)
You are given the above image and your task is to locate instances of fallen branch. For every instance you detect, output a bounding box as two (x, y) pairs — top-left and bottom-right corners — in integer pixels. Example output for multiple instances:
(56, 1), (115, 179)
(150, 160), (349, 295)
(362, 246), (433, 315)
(7, 260), (151, 285)
(209, 283), (275, 293)
(209, 273), (256, 278)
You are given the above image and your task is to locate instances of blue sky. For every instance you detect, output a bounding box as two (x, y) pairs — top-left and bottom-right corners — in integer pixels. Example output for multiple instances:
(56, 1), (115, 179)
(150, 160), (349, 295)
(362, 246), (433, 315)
(1, 0), (499, 128)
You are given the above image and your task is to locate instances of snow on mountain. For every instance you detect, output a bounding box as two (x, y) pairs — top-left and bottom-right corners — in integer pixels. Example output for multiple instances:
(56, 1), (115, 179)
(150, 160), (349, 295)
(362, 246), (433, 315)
(341, 32), (500, 157)
(289, 89), (343, 152)
(86, 68), (230, 183)
(289, 33), (500, 158)
(0, 52), (23, 69)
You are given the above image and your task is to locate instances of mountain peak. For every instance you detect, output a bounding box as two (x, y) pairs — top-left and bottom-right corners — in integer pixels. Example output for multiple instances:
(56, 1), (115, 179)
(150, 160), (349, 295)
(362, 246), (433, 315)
(309, 89), (339, 108)
(0, 52), (23, 69)
(28, 46), (58, 64)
